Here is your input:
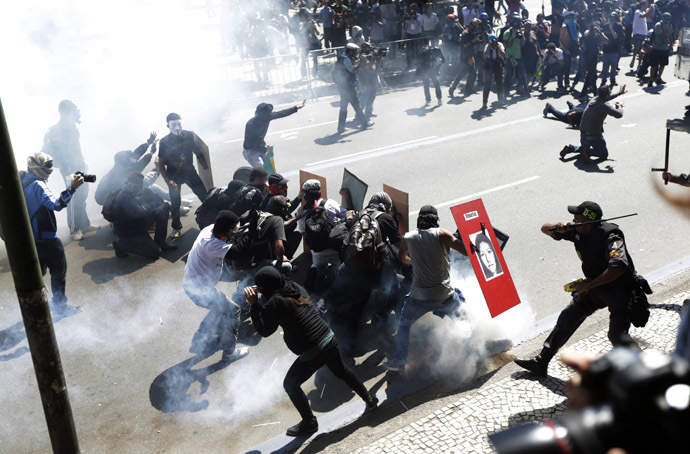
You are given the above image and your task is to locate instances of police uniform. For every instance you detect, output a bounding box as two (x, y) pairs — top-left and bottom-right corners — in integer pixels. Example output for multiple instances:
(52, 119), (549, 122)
(543, 221), (637, 355)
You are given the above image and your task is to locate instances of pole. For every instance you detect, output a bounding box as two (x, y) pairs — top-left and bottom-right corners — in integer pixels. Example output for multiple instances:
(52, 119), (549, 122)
(548, 213), (638, 231)
(0, 98), (80, 453)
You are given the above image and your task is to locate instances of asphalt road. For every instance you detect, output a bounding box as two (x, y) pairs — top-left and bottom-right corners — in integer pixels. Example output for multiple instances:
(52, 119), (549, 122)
(2, 39), (690, 454)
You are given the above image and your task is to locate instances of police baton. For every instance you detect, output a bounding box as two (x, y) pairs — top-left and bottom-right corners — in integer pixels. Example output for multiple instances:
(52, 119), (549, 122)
(548, 213), (638, 231)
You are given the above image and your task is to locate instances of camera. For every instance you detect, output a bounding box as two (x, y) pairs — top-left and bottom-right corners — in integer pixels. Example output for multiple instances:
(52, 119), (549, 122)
(490, 348), (690, 454)
(75, 171), (96, 183)
(361, 42), (387, 58)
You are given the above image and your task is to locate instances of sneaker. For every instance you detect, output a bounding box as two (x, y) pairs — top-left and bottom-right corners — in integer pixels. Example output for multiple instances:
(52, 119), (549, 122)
(71, 230), (83, 241)
(656, 78), (666, 85)
(180, 199), (194, 207)
(436, 98), (442, 106)
(385, 358), (405, 373)
(514, 356), (549, 377)
(448, 88), (455, 98)
(52, 304), (82, 317)
(648, 78), (655, 87)
(286, 417), (318, 437)
(365, 394), (379, 411)
(566, 101), (575, 110)
(543, 103), (551, 117)
(559, 145), (573, 159)
(180, 206), (191, 216)
(170, 229), (182, 240)
(221, 346), (249, 363)
(424, 99), (431, 106)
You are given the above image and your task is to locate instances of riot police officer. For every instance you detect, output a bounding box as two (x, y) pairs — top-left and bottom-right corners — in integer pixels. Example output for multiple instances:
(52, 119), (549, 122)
(333, 43), (370, 133)
(514, 201), (639, 377)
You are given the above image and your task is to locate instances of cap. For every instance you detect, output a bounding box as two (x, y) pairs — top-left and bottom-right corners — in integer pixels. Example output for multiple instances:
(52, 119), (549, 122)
(346, 43), (360, 51)
(446, 14), (456, 19)
(302, 179), (321, 192)
(567, 201), (603, 221)
(480, 12), (488, 19)
(488, 33), (497, 40)
(352, 25), (363, 37)
(268, 173), (289, 186)
(662, 12), (672, 20)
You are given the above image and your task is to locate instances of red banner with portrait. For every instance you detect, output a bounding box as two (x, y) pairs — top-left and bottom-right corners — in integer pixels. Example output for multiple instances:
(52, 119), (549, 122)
(451, 199), (520, 317)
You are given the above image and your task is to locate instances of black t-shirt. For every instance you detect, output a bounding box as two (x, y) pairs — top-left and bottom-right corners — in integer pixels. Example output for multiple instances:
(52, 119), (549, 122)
(601, 23), (624, 54)
(158, 130), (204, 176)
(250, 287), (331, 355)
(252, 215), (287, 262)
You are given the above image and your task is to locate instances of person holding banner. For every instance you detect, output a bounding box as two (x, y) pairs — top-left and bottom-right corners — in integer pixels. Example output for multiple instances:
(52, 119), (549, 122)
(242, 100), (306, 169)
(514, 201), (639, 377)
(387, 205), (468, 373)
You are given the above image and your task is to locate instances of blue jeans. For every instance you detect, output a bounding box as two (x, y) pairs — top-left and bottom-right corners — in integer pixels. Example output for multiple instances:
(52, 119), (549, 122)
(600, 52), (618, 84)
(572, 134), (609, 159)
(503, 57), (528, 96)
(393, 291), (465, 365)
(185, 287), (240, 356)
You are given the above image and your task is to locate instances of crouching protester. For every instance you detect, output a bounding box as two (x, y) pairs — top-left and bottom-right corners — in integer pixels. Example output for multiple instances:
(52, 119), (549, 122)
(18, 152), (83, 316)
(112, 172), (177, 259)
(387, 205), (468, 373)
(183, 211), (248, 362)
(244, 267), (378, 437)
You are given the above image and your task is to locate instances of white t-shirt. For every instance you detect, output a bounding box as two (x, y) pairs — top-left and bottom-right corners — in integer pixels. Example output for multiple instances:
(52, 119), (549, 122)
(183, 225), (232, 292)
(297, 198), (348, 257)
(422, 13), (439, 32)
(632, 10), (648, 36)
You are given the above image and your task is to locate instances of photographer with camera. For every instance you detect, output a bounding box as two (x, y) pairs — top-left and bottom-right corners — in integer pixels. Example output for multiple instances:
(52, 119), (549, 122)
(540, 42), (565, 91)
(514, 201), (640, 378)
(450, 18), (482, 97)
(358, 42), (383, 121)
(19, 152), (85, 317)
(403, 2), (423, 69)
(503, 14), (529, 97)
(482, 33), (506, 108)
(417, 44), (446, 105)
(333, 43), (370, 133)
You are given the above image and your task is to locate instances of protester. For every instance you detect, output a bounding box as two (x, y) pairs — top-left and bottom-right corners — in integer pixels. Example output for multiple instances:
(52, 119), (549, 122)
(333, 43), (370, 133)
(183, 211), (248, 362)
(386, 205), (468, 373)
(244, 267), (378, 437)
(195, 179), (246, 230)
(20, 152), (84, 316)
(41, 100), (95, 241)
(543, 100), (584, 128)
(157, 113), (210, 239)
(560, 85), (626, 161)
(242, 100), (306, 168)
(112, 173), (176, 260)
(515, 202), (640, 377)
(417, 44), (446, 105)
(231, 167), (269, 216)
(539, 42), (564, 91)
(648, 12), (673, 87)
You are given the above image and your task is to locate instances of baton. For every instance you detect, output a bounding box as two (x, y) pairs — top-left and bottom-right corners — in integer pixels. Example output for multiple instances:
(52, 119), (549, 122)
(548, 213), (638, 231)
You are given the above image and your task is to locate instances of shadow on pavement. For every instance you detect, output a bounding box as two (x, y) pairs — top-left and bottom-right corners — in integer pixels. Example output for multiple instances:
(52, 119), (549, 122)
(82, 256), (149, 284)
(0, 309), (82, 362)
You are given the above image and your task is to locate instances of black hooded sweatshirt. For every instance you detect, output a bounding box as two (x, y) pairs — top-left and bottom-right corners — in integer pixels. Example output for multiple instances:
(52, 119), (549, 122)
(242, 104), (298, 152)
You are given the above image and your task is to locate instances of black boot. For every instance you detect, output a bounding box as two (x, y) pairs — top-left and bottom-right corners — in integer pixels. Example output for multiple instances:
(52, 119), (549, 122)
(286, 416), (318, 437)
(514, 351), (552, 377)
(337, 111), (347, 133)
(364, 393), (379, 411)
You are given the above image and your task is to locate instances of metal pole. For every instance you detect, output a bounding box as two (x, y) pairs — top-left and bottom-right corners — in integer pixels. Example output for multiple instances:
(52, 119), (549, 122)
(0, 98), (80, 453)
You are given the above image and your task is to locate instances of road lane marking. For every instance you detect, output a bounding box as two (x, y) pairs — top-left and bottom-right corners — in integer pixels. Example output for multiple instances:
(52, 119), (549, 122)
(408, 176), (541, 217)
(307, 136), (438, 166)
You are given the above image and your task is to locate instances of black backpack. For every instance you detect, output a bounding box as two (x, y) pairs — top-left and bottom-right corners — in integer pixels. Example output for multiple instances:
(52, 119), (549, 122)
(342, 208), (388, 273)
(225, 210), (274, 269)
(230, 185), (262, 217)
(195, 187), (228, 230)
(101, 188), (123, 223)
(304, 200), (336, 252)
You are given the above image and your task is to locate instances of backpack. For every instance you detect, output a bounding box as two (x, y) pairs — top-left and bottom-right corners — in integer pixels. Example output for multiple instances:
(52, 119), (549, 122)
(342, 208), (388, 273)
(225, 210), (274, 268)
(195, 187), (228, 230)
(230, 185), (262, 217)
(101, 188), (123, 223)
(304, 200), (338, 252)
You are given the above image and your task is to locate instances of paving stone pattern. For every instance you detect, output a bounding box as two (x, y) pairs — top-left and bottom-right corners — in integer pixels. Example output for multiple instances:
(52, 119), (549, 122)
(353, 293), (688, 454)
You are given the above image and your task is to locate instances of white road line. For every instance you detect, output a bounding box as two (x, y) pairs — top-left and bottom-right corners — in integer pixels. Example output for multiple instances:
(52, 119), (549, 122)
(307, 136), (437, 166)
(409, 176), (541, 217)
(223, 120), (337, 144)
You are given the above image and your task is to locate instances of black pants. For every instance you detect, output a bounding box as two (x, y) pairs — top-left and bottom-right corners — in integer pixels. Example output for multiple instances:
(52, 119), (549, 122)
(542, 286), (637, 357)
(169, 168), (208, 230)
(119, 204), (170, 259)
(284, 228), (302, 260)
(36, 238), (67, 306)
(284, 338), (369, 421)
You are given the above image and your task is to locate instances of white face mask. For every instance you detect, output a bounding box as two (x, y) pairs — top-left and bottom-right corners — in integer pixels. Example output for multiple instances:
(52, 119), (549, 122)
(168, 120), (183, 135)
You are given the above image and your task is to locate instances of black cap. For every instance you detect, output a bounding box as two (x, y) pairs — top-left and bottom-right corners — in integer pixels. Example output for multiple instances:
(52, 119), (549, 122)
(568, 201), (603, 221)
(268, 173), (289, 186)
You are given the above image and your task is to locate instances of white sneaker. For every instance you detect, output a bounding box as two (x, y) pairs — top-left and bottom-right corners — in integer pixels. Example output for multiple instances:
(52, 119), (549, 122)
(180, 206), (191, 216)
(71, 230), (84, 241)
(181, 199), (193, 207)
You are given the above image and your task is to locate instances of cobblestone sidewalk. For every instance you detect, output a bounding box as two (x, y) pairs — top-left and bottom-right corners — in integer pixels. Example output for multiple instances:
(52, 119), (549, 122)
(352, 292), (687, 454)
